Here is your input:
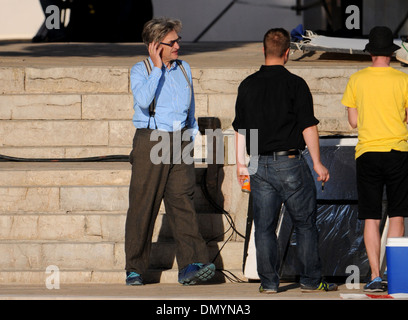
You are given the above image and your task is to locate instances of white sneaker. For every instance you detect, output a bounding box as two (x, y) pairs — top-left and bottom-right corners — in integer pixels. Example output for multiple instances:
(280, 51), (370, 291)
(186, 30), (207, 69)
(396, 42), (408, 65)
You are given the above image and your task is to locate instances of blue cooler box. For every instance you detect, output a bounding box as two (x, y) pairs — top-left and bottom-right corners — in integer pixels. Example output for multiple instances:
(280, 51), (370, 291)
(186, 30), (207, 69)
(386, 237), (408, 294)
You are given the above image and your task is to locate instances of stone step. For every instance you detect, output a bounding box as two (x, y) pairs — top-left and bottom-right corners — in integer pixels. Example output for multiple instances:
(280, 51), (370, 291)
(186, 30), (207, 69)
(0, 130), (211, 167)
(0, 268), (245, 285)
(0, 212), (235, 243)
(0, 240), (244, 271)
(0, 65), (360, 96)
(0, 162), (130, 188)
(0, 208), (246, 285)
(0, 160), (248, 285)
(0, 239), (245, 285)
(1, 43), (365, 286)
(0, 161), (240, 242)
(0, 65), (363, 160)
(0, 162), (130, 186)
(0, 162), (220, 214)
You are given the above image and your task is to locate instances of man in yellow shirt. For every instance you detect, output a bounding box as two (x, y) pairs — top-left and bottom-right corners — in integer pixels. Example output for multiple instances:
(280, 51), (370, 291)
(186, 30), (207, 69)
(342, 26), (408, 292)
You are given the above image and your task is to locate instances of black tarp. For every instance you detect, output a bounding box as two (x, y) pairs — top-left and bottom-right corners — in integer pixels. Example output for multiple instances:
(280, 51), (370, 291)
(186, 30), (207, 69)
(279, 136), (370, 279)
(242, 136), (373, 280)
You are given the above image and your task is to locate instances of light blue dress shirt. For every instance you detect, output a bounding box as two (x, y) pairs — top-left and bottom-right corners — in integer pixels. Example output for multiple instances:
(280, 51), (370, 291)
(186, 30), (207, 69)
(130, 57), (198, 137)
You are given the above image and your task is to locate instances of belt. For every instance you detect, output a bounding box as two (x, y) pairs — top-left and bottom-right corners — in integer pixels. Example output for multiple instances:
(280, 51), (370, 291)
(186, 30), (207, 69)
(260, 149), (300, 157)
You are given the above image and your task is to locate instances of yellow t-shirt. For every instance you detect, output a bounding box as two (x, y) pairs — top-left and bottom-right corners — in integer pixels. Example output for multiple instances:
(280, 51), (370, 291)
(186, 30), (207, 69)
(342, 67), (408, 159)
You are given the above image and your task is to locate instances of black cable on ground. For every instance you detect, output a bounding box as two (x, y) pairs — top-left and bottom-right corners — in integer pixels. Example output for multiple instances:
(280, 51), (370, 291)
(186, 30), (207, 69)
(200, 167), (248, 283)
(0, 154), (129, 162)
(200, 168), (246, 240)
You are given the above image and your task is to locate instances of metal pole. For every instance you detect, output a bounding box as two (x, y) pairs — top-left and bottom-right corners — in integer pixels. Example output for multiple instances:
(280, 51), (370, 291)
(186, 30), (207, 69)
(193, 0), (239, 42)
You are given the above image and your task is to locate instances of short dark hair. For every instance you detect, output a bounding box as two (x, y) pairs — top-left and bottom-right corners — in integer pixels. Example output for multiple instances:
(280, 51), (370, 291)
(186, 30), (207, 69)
(263, 28), (290, 58)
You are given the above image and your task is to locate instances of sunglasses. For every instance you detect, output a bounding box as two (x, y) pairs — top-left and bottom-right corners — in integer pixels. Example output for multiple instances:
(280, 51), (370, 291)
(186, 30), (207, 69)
(160, 37), (182, 47)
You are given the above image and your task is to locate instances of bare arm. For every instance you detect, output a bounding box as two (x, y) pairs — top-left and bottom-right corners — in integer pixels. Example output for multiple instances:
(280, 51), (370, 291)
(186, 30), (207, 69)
(302, 125), (329, 183)
(347, 107), (358, 129)
(235, 131), (249, 187)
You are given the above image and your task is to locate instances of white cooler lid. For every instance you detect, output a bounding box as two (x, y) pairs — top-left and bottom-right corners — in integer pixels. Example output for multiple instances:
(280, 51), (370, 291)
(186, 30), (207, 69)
(387, 237), (408, 247)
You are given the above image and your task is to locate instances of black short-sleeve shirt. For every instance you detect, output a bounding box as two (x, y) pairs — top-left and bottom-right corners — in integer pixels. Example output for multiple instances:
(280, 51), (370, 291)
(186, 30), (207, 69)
(232, 65), (319, 155)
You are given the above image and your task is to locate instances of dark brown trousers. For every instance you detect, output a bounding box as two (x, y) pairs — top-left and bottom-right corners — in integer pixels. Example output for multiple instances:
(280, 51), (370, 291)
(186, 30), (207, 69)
(125, 128), (209, 274)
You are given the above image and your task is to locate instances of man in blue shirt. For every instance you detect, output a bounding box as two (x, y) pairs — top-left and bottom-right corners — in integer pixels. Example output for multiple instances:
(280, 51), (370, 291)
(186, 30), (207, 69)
(125, 17), (215, 286)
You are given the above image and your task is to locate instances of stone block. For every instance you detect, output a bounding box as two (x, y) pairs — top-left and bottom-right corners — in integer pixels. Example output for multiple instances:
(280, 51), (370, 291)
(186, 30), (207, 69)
(0, 271), (45, 284)
(0, 162), (131, 187)
(65, 146), (132, 159)
(208, 94), (237, 129)
(25, 67), (129, 93)
(0, 68), (25, 94)
(318, 118), (355, 134)
(37, 215), (86, 240)
(193, 68), (255, 94)
(0, 120), (109, 147)
(0, 241), (118, 270)
(108, 121), (135, 147)
(0, 95), (81, 120)
(0, 187), (60, 212)
(0, 215), (84, 240)
(60, 186), (129, 211)
(0, 242), (42, 269)
(289, 67), (359, 94)
(194, 94), (208, 117)
(313, 93), (348, 119)
(0, 213), (126, 242)
(209, 241), (244, 269)
(0, 215), (39, 240)
(40, 242), (116, 269)
(82, 94), (133, 120)
(86, 214), (126, 242)
(150, 212), (232, 243)
(0, 147), (66, 159)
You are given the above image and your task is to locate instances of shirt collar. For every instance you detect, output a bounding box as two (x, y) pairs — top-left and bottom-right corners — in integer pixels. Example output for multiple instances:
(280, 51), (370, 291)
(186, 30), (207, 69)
(260, 65), (286, 71)
(147, 57), (178, 71)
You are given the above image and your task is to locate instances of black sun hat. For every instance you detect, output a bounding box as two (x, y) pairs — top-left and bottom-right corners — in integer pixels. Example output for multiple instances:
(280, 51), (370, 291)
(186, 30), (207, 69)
(364, 26), (400, 56)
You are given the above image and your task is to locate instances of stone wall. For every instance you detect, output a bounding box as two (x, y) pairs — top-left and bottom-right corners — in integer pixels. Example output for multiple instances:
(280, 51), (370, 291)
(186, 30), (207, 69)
(0, 65), (364, 160)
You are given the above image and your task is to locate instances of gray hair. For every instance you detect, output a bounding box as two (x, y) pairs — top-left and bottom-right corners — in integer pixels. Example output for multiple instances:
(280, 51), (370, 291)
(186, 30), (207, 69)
(142, 17), (182, 46)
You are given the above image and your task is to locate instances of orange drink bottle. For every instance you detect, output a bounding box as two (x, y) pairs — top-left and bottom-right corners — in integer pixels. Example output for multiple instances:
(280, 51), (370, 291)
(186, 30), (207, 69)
(241, 175), (251, 193)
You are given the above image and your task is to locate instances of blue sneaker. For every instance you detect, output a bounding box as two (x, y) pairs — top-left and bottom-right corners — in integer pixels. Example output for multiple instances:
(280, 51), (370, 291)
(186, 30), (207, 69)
(126, 271), (144, 286)
(364, 277), (386, 292)
(178, 263), (216, 285)
(382, 270), (388, 284)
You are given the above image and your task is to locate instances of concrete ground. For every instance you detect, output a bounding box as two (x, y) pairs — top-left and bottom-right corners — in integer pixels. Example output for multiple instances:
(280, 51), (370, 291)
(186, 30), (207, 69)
(0, 40), (379, 69)
(0, 281), (405, 301)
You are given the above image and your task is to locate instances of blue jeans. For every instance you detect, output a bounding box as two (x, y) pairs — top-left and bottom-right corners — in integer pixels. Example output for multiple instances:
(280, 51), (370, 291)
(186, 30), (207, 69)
(250, 154), (322, 290)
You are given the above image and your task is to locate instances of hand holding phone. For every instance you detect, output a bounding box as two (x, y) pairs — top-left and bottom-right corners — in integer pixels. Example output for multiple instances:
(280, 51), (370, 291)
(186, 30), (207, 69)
(148, 42), (163, 69)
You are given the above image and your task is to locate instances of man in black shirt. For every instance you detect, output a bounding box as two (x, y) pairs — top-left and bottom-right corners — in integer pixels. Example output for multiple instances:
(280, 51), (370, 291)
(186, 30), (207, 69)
(233, 28), (336, 293)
